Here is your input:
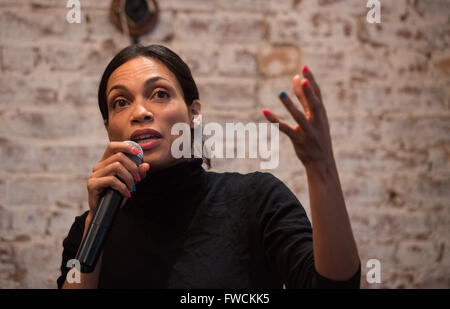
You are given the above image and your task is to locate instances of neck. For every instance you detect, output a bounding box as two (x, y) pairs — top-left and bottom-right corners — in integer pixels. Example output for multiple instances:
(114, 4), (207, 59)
(136, 157), (204, 198)
(146, 157), (191, 174)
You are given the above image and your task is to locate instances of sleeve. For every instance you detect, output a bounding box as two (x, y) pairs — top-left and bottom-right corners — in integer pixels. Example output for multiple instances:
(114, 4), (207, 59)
(56, 210), (89, 289)
(249, 172), (361, 289)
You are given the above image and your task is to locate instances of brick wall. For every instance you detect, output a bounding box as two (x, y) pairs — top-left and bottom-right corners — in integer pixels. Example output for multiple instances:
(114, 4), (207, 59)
(0, 0), (449, 288)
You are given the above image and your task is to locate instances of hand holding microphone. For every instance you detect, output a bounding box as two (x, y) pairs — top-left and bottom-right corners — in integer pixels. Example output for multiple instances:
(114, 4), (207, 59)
(78, 141), (149, 273)
(87, 141), (149, 213)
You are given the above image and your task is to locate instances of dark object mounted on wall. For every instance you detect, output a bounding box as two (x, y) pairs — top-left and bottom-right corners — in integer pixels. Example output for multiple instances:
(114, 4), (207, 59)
(110, 0), (159, 44)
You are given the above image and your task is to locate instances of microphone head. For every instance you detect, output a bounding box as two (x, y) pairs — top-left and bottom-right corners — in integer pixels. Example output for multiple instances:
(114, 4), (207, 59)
(124, 140), (144, 165)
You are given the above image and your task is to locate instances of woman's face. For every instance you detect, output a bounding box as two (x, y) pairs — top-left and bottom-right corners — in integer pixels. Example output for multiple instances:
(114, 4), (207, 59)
(105, 56), (200, 172)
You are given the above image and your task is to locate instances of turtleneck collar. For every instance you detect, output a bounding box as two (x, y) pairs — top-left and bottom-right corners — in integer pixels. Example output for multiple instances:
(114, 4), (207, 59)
(134, 158), (205, 198)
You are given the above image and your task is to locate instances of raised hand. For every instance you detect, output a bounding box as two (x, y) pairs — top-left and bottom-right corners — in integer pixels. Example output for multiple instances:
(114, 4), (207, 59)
(262, 65), (334, 169)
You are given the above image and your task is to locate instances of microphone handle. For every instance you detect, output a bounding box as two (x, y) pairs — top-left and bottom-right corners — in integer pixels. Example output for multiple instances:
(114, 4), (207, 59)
(75, 189), (123, 273)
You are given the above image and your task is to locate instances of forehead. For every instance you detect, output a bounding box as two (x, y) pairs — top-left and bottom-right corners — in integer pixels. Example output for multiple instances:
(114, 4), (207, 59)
(106, 56), (180, 92)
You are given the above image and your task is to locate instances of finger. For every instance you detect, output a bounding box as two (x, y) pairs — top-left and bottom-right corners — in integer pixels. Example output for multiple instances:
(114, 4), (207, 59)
(94, 152), (140, 182)
(101, 141), (141, 161)
(93, 161), (136, 192)
(301, 78), (324, 119)
(302, 65), (322, 100)
(292, 74), (311, 117)
(262, 109), (300, 139)
(278, 91), (312, 134)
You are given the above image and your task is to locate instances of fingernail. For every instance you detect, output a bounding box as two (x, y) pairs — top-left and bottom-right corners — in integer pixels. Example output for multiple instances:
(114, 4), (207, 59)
(262, 109), (270, 117)
(128, 191), (132, 198)
(132, 184), (136, 192)
(136, 174), (141, 183)
(302, 65), (309, 74)
(302, 79), (309, 87)
(132, 147), (140, 155)
(280, 91), (287, 99)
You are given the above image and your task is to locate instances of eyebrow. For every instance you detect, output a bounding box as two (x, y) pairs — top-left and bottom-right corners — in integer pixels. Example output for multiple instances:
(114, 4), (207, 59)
(107, 76), (170, 97)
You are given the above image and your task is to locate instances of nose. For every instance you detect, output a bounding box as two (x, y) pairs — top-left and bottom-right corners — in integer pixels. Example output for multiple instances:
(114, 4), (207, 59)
(131, 99), (153, 123)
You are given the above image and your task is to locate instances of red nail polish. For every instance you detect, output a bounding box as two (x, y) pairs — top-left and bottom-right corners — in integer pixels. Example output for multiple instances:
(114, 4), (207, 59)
(262, 109), (270, 116)
(302, 79), (309, 87)
(137, 174), (141, 183)
(128, 191), (132, 198)
(302, 65), (309, 74)
(132, 147), (140, 155)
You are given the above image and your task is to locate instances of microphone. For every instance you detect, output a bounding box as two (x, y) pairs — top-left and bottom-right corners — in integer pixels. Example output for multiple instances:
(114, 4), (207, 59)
(75, 140), (144, 273)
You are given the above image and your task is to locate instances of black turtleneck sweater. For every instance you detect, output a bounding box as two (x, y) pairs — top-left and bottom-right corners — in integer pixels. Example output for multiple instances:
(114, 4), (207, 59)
(57, 158), (360, 289)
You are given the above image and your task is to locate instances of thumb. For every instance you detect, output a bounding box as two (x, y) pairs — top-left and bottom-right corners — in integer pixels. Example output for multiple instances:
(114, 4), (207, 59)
(138, 162), (150, 180)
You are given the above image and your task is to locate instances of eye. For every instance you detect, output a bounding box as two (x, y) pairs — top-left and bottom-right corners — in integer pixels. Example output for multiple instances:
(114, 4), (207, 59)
(154, 90), (170, 100)
(112, 99), (129, 108)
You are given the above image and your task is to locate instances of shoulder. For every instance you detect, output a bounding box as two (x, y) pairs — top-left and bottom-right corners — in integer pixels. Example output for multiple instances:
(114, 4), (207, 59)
(62, 210), (89, 248)
(203, 169), (297, 203)
(203, 169), (281, 189)
(57, 210), (89, 289)
(73, 210), (89, 232)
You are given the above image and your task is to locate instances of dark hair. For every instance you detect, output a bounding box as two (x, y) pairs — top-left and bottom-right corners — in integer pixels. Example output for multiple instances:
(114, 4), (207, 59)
(97, 44), (210, 168)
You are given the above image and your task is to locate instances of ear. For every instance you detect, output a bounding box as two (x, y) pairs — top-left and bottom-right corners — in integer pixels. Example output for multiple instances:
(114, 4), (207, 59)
(189, 100), (202, 128)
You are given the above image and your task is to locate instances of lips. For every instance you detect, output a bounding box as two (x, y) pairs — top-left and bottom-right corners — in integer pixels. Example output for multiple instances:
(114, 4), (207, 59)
(130, 128), (162, 150)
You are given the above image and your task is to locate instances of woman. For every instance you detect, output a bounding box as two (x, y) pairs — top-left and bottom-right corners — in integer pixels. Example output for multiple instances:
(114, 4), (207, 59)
(58, 44), (360, 289)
